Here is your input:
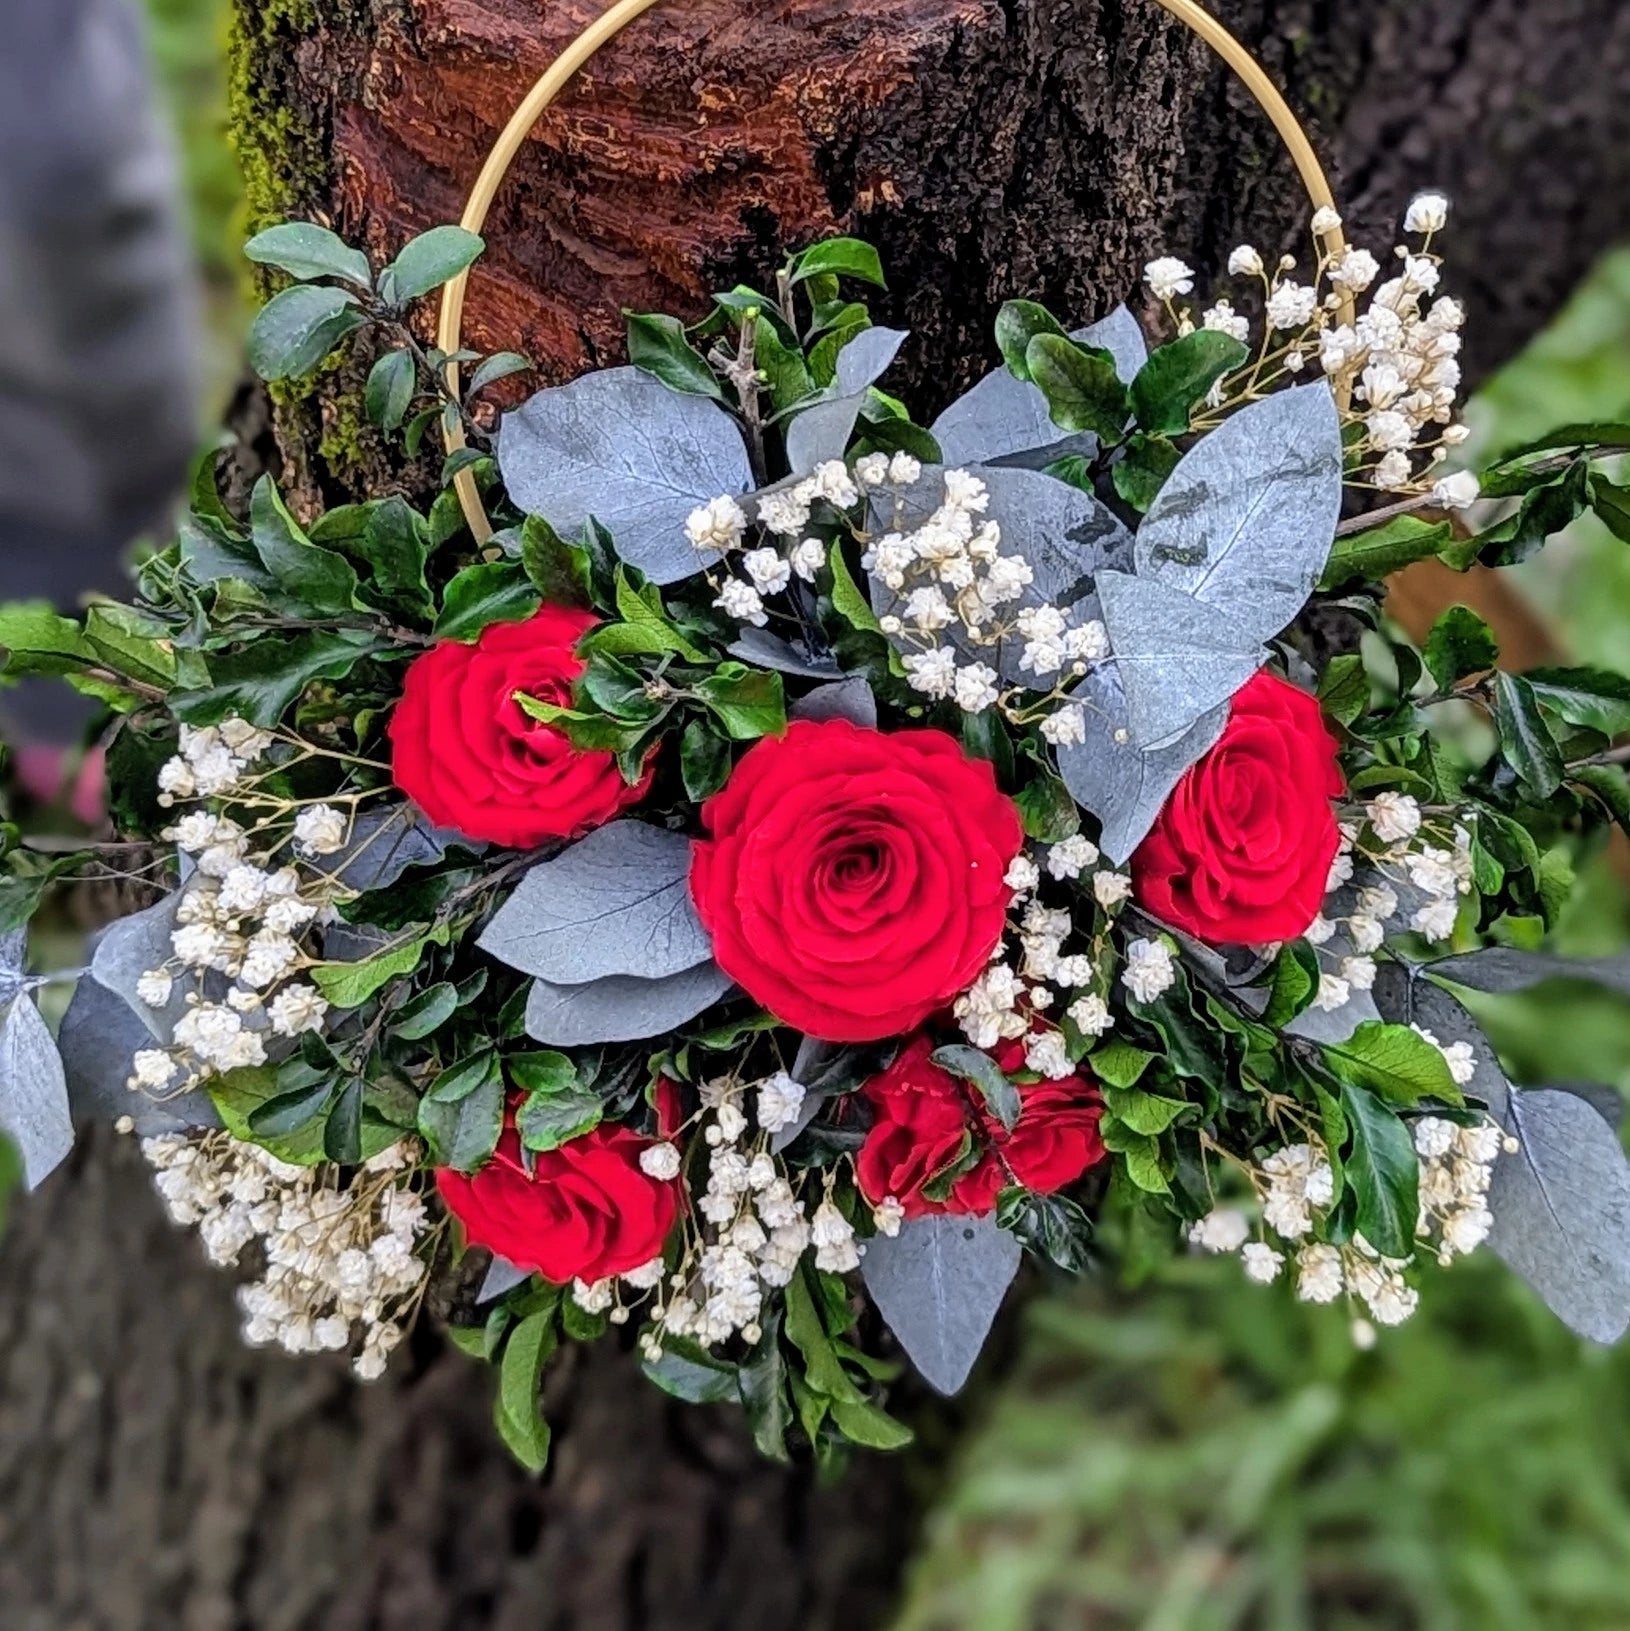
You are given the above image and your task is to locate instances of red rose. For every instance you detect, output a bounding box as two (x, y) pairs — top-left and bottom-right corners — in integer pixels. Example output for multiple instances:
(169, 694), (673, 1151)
(436, 1122), (678, 1284)
(1133, 670), (1344, 946)
(855, 1035), (1106, 1217)
(689, 719), (1024, 1043)
(388, 605), (649, 849)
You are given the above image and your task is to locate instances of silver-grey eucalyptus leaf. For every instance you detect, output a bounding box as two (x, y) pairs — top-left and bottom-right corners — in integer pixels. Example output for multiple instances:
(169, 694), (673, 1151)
(312, 804), (474, 893)
(523, 961), (734, 1047)
(0, 995), (73, 1189)
(929, 308), (1145, 470)
(789, 677), (878, 728)
(784, 327), (907, 474)
(726, 627), (841, 679)
(1134, 382), (1343, 645)
(477, 820), (712, 984)
(1426, 947), (1630, 999)
(1371, 961), (1507, 1119)
(1097, 570), (1263, 748)
(58, 970), (220, 1136)
(477, 1254), (533, 1303)
(860, 1212), (1021, 1395)
(1054, 659), (1226, 864)
(1489, 1086), (1630, 1344)
(90, 888), (186, 1042)
(497, 366), (752, 585)
(870, 464), (1134, 682)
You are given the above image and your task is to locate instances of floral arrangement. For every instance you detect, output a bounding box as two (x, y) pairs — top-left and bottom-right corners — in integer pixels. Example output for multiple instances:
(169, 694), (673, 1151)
(5, 195), (1630, 1469)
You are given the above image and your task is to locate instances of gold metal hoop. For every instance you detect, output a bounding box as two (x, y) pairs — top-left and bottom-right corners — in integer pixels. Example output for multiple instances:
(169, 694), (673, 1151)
(435, 0), (1352, 545)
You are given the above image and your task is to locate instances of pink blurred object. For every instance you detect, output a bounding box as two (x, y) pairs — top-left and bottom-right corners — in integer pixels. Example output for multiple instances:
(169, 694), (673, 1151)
(14, 744), (106, 825)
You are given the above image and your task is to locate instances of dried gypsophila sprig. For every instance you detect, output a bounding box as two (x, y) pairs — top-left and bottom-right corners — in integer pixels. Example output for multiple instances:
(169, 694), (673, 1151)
(1144, 191), (1478, 511)
(136, 1128), (434, 1379)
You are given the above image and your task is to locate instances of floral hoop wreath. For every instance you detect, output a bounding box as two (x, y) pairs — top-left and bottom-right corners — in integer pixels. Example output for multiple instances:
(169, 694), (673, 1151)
(434, 0), (1359, 547)
(10, 0), (1630, 1469)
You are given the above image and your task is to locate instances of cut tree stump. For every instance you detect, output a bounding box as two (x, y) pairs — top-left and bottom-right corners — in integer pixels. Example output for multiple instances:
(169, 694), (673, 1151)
(6, 1), (1630, 1627)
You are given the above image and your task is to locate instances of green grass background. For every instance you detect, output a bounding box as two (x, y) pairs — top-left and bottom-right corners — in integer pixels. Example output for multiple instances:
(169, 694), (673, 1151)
(131, 5), (1630, 1624)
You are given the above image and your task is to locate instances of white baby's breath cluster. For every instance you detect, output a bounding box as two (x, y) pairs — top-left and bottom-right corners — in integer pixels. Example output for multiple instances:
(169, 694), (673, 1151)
(1307, 808), (1473, 1014)
(131, 718), (389, 1101)
(1144, 192), (1477, 510)
(573, 1072), (866, 1365)
(138, 1130), (429, 1378)
(957, 841), (1129, 1064)
(685, 458), (865, 628)
(1193, 1110), (1507, 1334)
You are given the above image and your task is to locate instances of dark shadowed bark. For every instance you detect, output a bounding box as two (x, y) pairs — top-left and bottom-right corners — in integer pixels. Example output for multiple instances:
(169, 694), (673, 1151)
(5, 1), (1629, 1625)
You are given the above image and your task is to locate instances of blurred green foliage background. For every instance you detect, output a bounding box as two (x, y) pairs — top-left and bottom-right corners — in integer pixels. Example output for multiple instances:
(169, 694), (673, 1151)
(139, 2), (1630, 1625)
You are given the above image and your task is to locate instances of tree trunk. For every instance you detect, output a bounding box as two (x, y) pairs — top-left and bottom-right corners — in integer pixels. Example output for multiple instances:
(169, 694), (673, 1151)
(6, 1), (1630, 1626)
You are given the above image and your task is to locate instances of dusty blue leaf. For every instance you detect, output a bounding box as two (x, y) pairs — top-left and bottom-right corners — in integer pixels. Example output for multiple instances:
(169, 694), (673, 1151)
(91, 890), (186, 1042)
(0, 995), (73, 1189)
(478, 1254), (533, 1303)
(726, 628), (841, 678)
(1426, 947), (1630, 999)
(1097, 570), (1262, 747)
(498, 366), (752, 585)
(478, 821), (712, 984)
(790, 678), (877, 728)
(784, 327), (907, 474)
(311, 804), (473, 893)
(860, 1213), (1021, 1395)
(1054, 658), (1225, 863)
(523, 961), (734, 1047)
(1135, 382), (1343, 645)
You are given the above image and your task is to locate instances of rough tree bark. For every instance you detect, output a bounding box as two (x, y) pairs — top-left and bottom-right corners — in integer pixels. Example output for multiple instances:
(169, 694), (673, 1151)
(5, 2), (1630, 1627)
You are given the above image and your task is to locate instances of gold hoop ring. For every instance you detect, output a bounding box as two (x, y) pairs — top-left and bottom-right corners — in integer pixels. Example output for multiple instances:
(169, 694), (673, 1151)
(435, 0), (1352, 545)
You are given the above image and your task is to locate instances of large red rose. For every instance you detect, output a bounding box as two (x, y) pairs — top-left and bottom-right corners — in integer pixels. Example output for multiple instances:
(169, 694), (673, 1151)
(689, 719), (1024, 1042)
(388, 605), (649, 849)
(856, 1034), (1105, 1218)
(1133, 669), (1344, 945)
(436, 1121), (679, 1284)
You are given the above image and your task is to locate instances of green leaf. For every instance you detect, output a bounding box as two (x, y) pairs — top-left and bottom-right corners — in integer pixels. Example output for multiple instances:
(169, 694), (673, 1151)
(1474, 458), (1589, 566)
(386, 225), (485, 303)
(1086, 1038), (1155, 1090)
(82, 604), (179, 689)
(1319, 515), (1452, 589)
(1423, 604), (1498, 690)
(247, 283), (363, 379)
(1129, 331), (1248, 436)
(495, 1309), (556, 1474)
(641, 1338), (740, 1404)
(994, 300), (1066, 381)
(516, 1081), (605, 1152)
(249, 476), (362, 615)
(426, 1050), (501, 1104)
(1524, 665), (1630, 737)
(418, 1065), (505, 1171)
(784, 1268), (864, 1405)
(467, 352), (532, 395)
(1024, 334), (1129, 439)
(755, 322), (817, 412)
(931, 1043), (1021, 1131)
(244, 222), (371, 286)
(599, 568), (710, 663)
(392, 981), (459, 1040)
(1573, 764), (1630, 834)
(506, 1050), (577, 1094)
(172, 629), (385, 727)
(828, 541), (880, 634)
(365, 348), (417, 431)
(1112, 432), (1181, 512)
(211, 1065), (400, 1167)
(1340, 1082), (1419, 1259)
(433, 561), (539, 641)
(737, 1313), (793, 1461)
(1013, 766), (1080, 843)
(1101, 1084), (1188, 1135)
(1322, 1021), (1462, 1108)
(830, 1395), (913, 1451)
(695, 662), (786, 741)
(1262, 940), (1321, 1028)
(323, 1077), (365, 1163)
(1493, 671), (1565, 798)
(354, 497), (434, 619)
(790, 237), (885, 288)
(518, 515), (593, 610)
(680, 717), (732, 801)
(311, 925), (450, 1009)
(625, 310), (723, 399)
(1318, 654), (1370, 727)
(247, 1076), (335, 1137)
(0, 602), (91, 679)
